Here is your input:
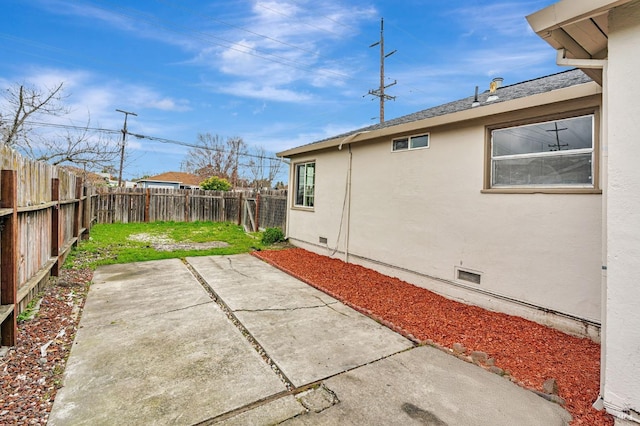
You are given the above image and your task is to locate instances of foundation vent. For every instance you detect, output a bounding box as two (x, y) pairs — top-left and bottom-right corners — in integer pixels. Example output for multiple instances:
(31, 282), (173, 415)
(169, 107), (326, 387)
(456, 268), (482, 285)
(319, 236), (328, 244)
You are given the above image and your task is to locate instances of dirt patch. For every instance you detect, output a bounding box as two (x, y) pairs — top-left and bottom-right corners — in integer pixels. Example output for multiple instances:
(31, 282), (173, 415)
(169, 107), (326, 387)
(128, 233), (229, 251)
(0, 269), (90, 424)
(254, 248), (613, 426)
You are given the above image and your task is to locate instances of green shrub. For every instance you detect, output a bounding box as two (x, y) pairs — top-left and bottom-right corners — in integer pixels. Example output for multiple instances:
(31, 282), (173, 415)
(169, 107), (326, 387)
(200, 176), (232, 191)
(262, 227), (285, 245)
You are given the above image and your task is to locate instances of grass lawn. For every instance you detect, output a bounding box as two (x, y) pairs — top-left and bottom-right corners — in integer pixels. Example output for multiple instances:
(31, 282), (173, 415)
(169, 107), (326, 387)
(66, 221), (267, 268)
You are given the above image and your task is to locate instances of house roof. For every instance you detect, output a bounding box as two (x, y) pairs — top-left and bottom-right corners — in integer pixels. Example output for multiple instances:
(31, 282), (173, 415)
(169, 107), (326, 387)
(138, 171), (202, 186)
(526, 0), (630, 85)
(278, 69), (596, 158)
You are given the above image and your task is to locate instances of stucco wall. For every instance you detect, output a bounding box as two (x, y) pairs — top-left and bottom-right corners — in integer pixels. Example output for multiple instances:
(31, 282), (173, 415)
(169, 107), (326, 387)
(288, 112), (602, 335)
(604, 0), (640, 419)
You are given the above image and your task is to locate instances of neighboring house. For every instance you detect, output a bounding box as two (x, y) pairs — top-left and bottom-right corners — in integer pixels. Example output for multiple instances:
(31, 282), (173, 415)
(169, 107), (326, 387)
(279, 0), (640, 424)
(136, 172), (202, 189)
(527, 1), (640, 424)
(59, 166), (111, 187)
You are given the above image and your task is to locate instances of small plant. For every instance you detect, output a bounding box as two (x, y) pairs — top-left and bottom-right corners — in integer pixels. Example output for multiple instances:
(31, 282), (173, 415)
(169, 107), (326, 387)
(18, 293), (44, 322)
(261, 227), (285, 245)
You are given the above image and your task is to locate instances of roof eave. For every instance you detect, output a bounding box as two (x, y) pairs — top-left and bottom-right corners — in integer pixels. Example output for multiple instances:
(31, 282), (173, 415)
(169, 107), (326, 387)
(526, 0), (630, 33)
(278, 81), (601, 158)
(526, 0), (632, 85)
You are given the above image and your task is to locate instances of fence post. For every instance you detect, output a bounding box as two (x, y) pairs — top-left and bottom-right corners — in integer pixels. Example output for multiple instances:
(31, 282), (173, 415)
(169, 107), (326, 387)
(51, 178), (60, 277)
(1, 170), (18, 346)
(73, 178), (83, 239)
(221, 195), (226, 222)
(144, 188), (150, 223)
(184, 191), (190, 222)
(82, 185), (91, 239)
(255, 192), (261, 231)
(237, 192), (243, 226)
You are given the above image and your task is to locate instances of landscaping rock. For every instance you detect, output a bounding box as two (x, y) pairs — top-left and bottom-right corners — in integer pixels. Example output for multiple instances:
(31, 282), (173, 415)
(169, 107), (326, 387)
(533, 390), (566, 406)
(452, 343), (466, 354)
(489, 366), (504, 376)
(543, 378), (559, 395)
(470, 350), (488, 364)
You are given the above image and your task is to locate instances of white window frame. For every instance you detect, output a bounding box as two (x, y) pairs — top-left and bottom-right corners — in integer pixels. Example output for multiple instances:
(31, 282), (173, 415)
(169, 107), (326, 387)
(489, 114), (595, 189)
(392, 133), (429, 152)
(294, 161), (315, 208)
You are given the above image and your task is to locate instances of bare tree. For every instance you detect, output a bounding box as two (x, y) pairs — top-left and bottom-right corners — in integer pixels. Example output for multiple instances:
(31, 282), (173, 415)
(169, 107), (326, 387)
(2, 82), (68, 147)
(247, 146), (284, 190)
(1, 82), (120, 169)
(38, 130), (120, 167)
(182, 134), (247, 187)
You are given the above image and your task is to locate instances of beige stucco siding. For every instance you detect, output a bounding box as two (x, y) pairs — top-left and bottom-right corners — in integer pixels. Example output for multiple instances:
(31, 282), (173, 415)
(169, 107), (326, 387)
(604, 0), (640, 418)
(287, 101), (603, 331)
(287, 150), (350, 253)
(347, 124), (601, 322)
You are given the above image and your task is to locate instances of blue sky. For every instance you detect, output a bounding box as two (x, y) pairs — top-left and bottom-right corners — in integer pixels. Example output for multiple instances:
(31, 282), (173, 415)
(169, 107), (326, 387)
(0, 0), (562, 182)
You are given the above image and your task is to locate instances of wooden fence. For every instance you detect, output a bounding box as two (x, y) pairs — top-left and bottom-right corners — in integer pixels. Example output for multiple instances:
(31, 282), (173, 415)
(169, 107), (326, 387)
(0, 145), (93, 347)
(0, 154), (288, 346)
(94, 188), (287, 232)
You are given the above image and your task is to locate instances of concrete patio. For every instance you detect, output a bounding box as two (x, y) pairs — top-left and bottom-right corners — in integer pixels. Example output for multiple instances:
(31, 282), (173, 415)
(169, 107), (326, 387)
(48, 254), (571, 425)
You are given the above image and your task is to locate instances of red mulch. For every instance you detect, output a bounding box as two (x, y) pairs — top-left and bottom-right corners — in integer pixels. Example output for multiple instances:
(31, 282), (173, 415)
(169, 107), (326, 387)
(0, 269), (90, 425)
(254, 248), (613, 426)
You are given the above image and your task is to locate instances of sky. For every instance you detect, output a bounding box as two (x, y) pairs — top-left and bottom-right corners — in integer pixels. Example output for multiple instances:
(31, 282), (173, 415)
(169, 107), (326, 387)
(0, 0), (564, 183)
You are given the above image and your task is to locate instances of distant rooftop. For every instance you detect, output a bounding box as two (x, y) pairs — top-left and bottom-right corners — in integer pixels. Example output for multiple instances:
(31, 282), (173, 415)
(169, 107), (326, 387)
(139, 171), (202, 186)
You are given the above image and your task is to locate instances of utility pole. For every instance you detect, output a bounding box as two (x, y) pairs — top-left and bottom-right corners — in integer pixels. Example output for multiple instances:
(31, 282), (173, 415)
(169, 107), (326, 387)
(546, 122), (568, 151)
(367, 18), (396, 123)
(115, 109), (137, 187)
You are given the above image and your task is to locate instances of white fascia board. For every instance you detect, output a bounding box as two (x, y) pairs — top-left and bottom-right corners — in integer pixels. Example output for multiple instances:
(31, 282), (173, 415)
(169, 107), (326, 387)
(527, 0), (631, 33)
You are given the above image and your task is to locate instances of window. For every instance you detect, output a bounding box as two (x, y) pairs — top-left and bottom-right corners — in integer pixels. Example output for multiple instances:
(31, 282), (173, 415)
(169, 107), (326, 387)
(392, 133), (429, 151)
(490, 115), (594, 188)
(295, 161), (315, 208)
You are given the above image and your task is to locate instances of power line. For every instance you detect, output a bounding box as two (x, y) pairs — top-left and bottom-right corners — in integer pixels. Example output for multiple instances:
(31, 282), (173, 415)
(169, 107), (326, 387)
(128, 132), (287, 163)
(23, 120), (120, 134)
(21, 120), (286, 163)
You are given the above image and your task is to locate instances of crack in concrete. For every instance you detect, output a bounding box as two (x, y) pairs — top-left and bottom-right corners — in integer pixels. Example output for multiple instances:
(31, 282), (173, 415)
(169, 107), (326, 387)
(312, 294), (349, 317)
(227, 256), (252, 279)
(234, 301), (339, 313)
(86, 301), (215, 328)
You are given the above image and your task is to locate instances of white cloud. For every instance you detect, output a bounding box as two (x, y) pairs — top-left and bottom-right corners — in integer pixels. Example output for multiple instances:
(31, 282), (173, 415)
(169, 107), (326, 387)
(217, 82), (312, 103)
(204, 0), (377, 101)
(447, 1), (549, 39)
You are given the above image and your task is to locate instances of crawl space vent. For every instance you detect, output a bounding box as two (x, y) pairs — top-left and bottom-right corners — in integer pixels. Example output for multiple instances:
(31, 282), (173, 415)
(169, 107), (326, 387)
(319, 236), (328, 244)
(457, 269), (481, 285)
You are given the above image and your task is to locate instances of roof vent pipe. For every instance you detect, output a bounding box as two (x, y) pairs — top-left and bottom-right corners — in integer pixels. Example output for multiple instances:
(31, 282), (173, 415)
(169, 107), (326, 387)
(492, 77), (504, 89)
(472, 86), (480, 107)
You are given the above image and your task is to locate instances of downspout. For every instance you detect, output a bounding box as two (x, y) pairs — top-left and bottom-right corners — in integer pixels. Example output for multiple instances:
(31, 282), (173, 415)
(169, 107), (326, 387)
(338, 131), (369, 263)
(284, 157), (293, 240)
(556, 48), (609, 410)
(344, 144), (353, 263)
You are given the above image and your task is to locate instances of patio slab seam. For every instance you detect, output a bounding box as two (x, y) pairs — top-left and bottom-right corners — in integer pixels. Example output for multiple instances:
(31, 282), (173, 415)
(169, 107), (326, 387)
(182, 258), (296, 391)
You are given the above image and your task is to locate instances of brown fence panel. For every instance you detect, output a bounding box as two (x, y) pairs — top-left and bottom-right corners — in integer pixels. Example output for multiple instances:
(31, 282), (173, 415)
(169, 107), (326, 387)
(258, 194), (287, 230)
(93, 188), (286, 232)
(0, 146), (93, 346)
